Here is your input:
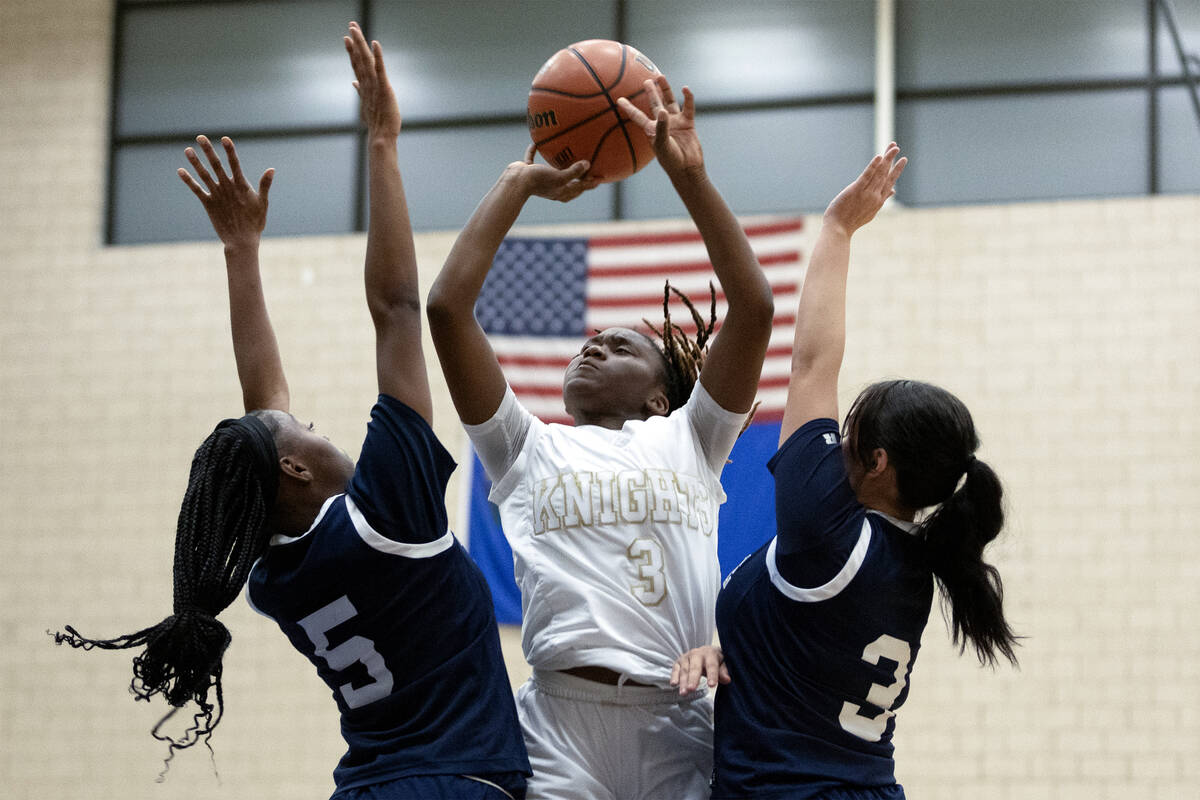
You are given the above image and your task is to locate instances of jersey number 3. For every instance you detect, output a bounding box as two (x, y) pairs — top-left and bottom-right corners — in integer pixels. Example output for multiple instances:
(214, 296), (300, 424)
(838, 634), (912, 742)
(298, 595), (394, 709)
(627, 538), (666, 606)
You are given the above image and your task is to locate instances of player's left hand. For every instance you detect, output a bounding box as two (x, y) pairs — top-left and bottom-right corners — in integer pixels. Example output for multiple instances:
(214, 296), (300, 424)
(618, 76), (703, 180)
(344, 21), (401, 139)
(670, 645), (730, 695)
(511, 143), (597, 203)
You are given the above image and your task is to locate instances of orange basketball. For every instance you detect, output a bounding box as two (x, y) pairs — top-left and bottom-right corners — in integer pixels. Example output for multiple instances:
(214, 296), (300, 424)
(527, 40), (661, 183)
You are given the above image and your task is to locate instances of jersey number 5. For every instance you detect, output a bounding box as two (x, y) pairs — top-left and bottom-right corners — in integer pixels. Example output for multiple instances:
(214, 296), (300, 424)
(838, 634), (912, 742)
(298, 595), (394, 709)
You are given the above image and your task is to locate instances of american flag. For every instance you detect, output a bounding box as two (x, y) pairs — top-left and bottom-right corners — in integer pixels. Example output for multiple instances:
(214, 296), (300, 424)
(475, 217), (809, 424)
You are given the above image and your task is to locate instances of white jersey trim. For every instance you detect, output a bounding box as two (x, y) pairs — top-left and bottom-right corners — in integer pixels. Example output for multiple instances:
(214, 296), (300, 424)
(345, 494), (454, 558)
(867, 508), (920, 535)
(461, 775), (515, 799)
(766, 518), (872, 602)
(268, 493), (340, 546)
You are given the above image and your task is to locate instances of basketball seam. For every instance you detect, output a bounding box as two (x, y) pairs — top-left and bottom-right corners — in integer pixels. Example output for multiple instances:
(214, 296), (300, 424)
(567, 44), (642, 172)
(529, 87), (649, 148)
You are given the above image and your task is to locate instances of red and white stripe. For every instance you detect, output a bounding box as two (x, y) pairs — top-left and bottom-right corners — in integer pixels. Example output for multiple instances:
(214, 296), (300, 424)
(493, 217), (809, 424)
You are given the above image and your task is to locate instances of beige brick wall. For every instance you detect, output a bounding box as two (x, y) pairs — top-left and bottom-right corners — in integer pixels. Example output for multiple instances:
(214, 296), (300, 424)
(3, 2), (1197, 798)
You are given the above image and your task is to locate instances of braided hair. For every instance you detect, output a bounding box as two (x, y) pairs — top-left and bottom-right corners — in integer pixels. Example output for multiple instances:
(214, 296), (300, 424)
(643, 281), (717, 412)
(51, 414), (279, 775)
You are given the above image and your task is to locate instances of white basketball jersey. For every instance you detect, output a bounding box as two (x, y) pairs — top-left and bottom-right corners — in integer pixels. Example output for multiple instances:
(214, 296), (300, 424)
(472, 382), (747, 686)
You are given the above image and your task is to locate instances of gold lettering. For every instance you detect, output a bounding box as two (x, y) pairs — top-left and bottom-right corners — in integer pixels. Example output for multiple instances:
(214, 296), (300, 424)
(618, 470), (648, 523)
(532, 475), (563, 535)
(649, 468), (683, 524)
(561, 472), (593, 529)
(594, 471), (618, 525)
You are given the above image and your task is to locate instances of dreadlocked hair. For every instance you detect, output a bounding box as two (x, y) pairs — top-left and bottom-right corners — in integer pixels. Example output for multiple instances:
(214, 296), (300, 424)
(644, 281), (760, 429)
(51, 418), (278, 775)
(643, 281), (717, 412)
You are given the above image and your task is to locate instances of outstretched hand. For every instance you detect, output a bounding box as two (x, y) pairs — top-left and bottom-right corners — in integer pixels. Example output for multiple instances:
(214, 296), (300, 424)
(618, 75), (703, 180)
(344, 21), (400, 139)
(670, 645), (731, 695)
(178, 135), (273, 248)
(511, 143), (597, 203)
(823, 143), (907, 236)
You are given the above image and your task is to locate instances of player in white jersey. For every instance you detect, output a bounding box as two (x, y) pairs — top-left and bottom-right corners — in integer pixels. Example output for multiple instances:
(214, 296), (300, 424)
(427, 75), (774, 800)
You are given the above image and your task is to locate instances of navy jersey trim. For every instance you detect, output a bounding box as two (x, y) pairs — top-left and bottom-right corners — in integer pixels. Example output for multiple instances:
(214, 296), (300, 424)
(766, 518), (871, 602)
(345, 494), (454, 558)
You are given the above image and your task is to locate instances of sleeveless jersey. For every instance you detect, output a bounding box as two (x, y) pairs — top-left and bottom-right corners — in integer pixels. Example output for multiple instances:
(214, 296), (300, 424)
(471, 382), (747, 686)
(712, 419), (934, 799)
(246, 395), (529, 793)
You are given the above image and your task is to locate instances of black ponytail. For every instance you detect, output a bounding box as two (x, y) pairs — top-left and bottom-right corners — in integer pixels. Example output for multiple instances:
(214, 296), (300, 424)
(52, 415), (278, 773)
(921, 456), (1019, 667)
(845, 380), (1019, 667)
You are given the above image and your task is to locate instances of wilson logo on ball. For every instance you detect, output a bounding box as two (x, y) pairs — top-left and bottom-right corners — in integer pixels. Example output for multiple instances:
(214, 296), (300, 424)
(528, 109), (560, 130)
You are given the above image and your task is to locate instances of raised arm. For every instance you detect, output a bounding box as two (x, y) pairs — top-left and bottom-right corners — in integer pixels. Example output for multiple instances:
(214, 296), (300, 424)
(178, 135), (286, 413)
(778, 144), (906, 445)
(425, 148), (593, 425)
(619, 77), (774, 414)
(343, 22), (432, 422)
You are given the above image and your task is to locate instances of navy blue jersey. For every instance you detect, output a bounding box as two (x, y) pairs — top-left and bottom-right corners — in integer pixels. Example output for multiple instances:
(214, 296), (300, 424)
(712, 419), (934, 799)
(246, 395), (529, 794)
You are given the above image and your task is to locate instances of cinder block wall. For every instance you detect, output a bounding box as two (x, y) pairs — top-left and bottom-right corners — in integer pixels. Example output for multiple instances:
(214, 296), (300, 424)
(3, 3), (1197, 799)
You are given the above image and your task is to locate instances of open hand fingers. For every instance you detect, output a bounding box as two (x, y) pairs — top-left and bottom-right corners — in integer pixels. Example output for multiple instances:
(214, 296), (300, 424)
(679, 85), (695, 120)
(554, 162), (595, 201)
(684, 650), (707, 693)
(887, 154), (908, 192)
(617, 95), (652, 134)
(345, 22), (374, 87)
(372, 39), (387, 82)
(221, 136), (250, 189)
(184, 145), (217, 191)
(523, 143), (537, 164)
(703, 647), (725, 688)
(257, 168), (275, 202)
(176, 166), (209, 202)
(653, 74), (682, 114)
(195, 135), (230, 184)
(653, 107), (671, 152)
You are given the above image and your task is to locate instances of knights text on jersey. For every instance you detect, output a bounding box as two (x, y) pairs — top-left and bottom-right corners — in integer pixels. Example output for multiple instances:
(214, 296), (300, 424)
(246, 395), (529, 793)
(485, 383), (747, 686)
(711, 419), (933, 799)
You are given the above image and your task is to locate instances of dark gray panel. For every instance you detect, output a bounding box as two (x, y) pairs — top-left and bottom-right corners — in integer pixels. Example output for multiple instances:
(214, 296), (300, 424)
(627, 0), (875, 99)
(372, 0), (618, 122)
(897, 0), (1146, 89)
(895, 91), (1148, 205)
(1158, 86), (1200, 192)
(621, 104), (875, 219)
(116, 0), (358, 135)
(112, 135), (358, 244)
(392, 124), (616, 231)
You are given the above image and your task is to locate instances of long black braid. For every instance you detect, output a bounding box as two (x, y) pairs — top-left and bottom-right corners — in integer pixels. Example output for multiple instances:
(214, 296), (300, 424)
(51, 415), (278, 775)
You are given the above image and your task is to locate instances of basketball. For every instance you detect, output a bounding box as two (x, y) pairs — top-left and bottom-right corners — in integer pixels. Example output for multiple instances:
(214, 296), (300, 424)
(527, 40), (662, 183)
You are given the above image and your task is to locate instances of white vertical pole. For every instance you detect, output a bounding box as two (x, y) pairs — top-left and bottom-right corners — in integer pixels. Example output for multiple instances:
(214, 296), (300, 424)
(875, 0), (896, 154)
